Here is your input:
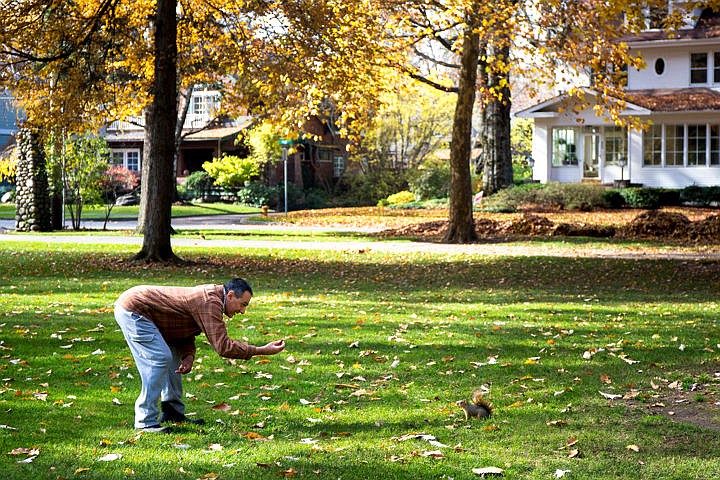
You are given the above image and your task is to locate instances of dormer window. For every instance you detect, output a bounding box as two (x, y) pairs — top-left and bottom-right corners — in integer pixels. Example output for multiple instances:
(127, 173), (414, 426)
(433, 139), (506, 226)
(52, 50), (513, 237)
(647, 4), (668, 29)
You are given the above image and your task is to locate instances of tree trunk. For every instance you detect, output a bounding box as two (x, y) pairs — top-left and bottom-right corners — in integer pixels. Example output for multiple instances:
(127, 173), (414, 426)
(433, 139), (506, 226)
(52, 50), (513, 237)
(480, 41), (514, 195)
(133, 0), (180, 262)
(443, 13), (479, 244)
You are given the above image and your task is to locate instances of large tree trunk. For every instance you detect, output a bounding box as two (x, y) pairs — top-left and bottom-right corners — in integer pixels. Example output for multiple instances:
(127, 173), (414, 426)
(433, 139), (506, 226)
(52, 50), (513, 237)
(444, 13), (479, 244)
(480, 41), (514, 195)
(133, 0), (180, 262)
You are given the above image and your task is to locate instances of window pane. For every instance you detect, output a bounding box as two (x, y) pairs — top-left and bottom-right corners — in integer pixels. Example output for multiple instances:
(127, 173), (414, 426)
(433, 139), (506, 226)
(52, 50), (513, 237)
(691, 53), (708, 84)
(604, 127), (626, 165)
(318, 149), (332, 162)
(333, 155), (345, 177)
(112, 151), (124, 166)
(552, 128), (578, 166)
(715, 52), (720, 83)
(127, 151), (140, 171)
(665, 125), (684, 166)
(687, 125), (706, 166)
(711, 125), (720, 166)
(192, 96), (203, 115)
(642, 124), (662, 166)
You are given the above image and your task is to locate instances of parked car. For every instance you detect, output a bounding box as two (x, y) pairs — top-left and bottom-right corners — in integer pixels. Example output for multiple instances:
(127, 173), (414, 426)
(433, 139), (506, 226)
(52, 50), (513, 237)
(115, 192), (140, 206)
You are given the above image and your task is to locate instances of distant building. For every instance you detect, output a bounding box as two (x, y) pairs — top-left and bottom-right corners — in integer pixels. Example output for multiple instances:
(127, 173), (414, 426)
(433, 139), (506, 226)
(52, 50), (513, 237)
(0, 90), (21, 153)
(104, 88), (347, 188)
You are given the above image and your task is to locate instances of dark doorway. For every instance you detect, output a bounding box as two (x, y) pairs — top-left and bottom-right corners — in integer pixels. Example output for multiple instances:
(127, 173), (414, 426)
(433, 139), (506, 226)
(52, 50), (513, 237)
(181, 148), (214, 174)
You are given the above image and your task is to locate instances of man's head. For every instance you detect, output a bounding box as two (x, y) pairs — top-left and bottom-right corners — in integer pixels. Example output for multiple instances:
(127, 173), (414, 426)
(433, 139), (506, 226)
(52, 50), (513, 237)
(223, 278), (253, 317)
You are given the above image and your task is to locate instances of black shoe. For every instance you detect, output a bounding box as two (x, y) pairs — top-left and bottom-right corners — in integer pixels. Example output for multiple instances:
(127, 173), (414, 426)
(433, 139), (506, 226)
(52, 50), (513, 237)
(136, 424), (172, 433)
(159, 402), (205, 425)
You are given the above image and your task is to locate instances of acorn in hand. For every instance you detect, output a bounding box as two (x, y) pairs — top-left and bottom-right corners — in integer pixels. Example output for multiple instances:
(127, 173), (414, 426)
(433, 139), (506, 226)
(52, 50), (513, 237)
(456, 388), (492, 420)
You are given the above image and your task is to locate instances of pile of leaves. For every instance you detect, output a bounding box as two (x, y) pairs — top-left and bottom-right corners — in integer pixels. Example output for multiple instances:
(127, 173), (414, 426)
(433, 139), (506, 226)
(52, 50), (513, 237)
(616, 210), (720, 241)
(378, 210), (720, 243)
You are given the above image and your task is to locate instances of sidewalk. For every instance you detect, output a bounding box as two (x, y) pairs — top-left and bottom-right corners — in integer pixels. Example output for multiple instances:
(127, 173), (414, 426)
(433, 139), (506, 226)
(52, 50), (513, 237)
(1, 213), (344, 233)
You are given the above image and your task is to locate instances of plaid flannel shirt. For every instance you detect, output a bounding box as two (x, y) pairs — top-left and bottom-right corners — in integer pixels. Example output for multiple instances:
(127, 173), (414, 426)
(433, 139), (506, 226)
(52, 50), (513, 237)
(115, 284), (258, 359)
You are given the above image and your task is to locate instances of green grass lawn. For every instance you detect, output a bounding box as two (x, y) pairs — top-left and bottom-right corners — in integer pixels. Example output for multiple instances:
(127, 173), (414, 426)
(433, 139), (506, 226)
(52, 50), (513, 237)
(0, 203), (260, 220)
(0, 240), (719, 479)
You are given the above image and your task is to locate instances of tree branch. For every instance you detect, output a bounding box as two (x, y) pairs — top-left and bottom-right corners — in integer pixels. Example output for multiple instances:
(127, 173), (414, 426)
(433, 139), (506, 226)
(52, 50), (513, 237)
(403, 68), (458, 93)
(412, 46), (459, 69)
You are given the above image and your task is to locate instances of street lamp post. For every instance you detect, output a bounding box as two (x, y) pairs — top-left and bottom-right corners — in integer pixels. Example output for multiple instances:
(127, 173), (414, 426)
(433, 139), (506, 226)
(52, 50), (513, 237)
(278, 139), (293, 216)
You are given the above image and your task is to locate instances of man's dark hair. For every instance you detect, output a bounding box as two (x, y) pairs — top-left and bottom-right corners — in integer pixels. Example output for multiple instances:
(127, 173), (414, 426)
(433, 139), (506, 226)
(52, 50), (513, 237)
(224, 278), (253, 297)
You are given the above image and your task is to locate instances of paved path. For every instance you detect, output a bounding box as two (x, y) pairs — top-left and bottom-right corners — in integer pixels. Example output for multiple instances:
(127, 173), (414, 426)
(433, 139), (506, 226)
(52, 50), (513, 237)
(1, 214), (340, 233)
(2, 214), (720, 260)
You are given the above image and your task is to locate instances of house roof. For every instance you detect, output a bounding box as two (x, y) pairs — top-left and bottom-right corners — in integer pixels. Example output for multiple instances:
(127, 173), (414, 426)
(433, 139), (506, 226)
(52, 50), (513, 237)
(106, 117), (254, 144)
(184, 125), (248, 142)
(514, 87), (650, 119)
(184, 116), (254, 142)
(515, 87), (720, 119)
(622, 8), (720, 43)
(626, 87), (720, 112)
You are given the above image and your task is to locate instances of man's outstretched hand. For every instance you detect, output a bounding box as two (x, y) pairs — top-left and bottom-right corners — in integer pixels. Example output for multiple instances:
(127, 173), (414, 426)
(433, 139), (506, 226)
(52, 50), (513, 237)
(258, 340), (286, 356)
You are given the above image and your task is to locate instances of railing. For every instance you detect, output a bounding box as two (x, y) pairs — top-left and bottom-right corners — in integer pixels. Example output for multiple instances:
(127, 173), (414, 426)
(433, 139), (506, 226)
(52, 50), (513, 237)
(107, 113), (214, 132)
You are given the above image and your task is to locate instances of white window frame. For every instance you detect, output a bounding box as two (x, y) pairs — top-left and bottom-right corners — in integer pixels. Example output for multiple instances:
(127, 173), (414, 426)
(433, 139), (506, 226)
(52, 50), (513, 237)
(333, 155), (345, 177)
(690, 51), (720, 85)
(687, 124), (707, 167)
(643, 123), (720, 168)
(111, 148), (141, 172)
(603, 126), (627, 166)
(551, 127), (579, 167)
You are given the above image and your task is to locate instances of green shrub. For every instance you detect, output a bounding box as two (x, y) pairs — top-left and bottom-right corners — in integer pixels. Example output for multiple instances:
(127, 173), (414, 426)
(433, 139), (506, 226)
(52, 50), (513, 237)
(656, 188), (681, 206)
(482, 183), (613, 212)
(603, 189), (625, 209)
(303, 188), (328, 210)
(236, 182), (278, 208)
(545, 183), (609, 211)
(680, 185), (720, 206)
(409, 163), (450, 200)
(184, 171), (214, 198)
(620, 187), (662, 209)
(202, 154), (260, 189)
(383, 190), (416, 206)
(335, 170), (409, 207)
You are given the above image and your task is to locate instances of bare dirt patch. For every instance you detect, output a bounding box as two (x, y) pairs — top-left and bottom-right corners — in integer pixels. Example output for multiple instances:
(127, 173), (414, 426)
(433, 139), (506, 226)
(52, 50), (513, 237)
(624, 378), (720, 432)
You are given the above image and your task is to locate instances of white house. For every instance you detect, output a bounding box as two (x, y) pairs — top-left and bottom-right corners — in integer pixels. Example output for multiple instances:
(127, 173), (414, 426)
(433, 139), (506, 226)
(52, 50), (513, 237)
(517, 6), (720, 189)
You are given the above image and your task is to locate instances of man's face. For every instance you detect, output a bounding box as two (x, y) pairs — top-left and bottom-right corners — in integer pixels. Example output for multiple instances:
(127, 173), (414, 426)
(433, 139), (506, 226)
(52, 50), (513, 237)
(225, 290), (252, 317)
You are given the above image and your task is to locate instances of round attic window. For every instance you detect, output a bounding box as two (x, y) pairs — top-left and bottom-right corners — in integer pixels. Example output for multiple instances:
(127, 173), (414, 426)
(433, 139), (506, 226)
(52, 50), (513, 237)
(654, 58), (665, 75)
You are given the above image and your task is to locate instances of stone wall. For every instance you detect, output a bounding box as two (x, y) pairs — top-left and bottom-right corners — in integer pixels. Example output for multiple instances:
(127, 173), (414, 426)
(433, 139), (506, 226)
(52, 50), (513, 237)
(14, 128), (51, 232)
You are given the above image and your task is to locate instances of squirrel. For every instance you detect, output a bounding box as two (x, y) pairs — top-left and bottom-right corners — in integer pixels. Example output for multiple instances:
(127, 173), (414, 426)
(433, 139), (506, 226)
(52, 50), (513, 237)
(456, 388), (492, 420)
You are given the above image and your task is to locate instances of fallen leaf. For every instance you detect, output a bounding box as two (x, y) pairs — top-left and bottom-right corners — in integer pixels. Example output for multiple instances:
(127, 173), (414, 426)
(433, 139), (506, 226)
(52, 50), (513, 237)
(598, 391), (622, 400)
(472, 466), (504, 475)
(97, 453), (122, 461)
(211, 402), (232, 411)
(422, 450), (445, 458)
(626, 444), (640, 452)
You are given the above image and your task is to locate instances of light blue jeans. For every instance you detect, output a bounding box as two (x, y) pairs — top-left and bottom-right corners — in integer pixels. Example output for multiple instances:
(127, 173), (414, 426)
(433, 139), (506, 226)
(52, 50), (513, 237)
(114, 305), (185, 428)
